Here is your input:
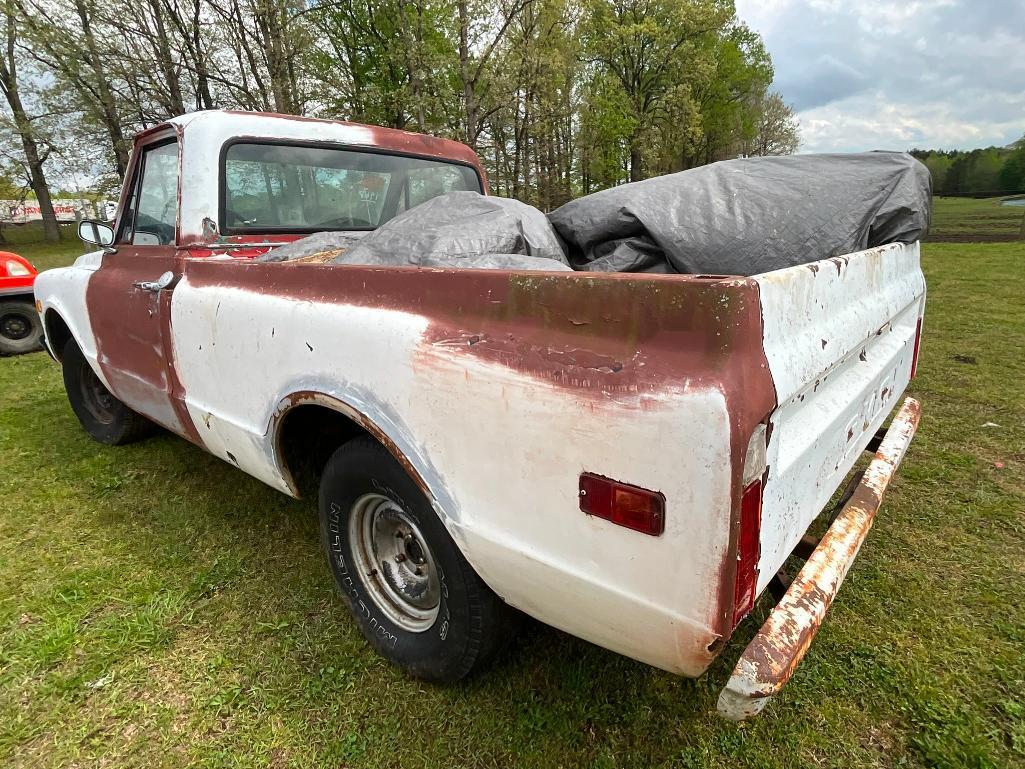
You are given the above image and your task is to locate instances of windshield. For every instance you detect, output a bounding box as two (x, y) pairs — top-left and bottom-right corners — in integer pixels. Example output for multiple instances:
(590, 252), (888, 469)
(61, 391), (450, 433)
(222, 142), (483, 233)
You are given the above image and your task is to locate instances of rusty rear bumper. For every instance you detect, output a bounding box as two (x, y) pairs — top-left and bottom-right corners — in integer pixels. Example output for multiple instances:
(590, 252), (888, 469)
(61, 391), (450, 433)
(717, 396), (921, 721)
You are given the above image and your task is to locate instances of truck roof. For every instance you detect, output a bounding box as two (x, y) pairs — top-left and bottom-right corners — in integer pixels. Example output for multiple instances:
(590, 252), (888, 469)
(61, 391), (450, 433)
(144, 109), (483, 169)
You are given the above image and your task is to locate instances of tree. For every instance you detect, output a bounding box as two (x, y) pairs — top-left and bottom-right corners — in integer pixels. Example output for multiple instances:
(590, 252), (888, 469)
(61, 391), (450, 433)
(747, 92), (799, 157)
(19, 0), (133, 176)
(998, 140), (1025, 193)
(1, 0), (800, 205)
(580, 0), (733, 182)
(0, 131), (33, 243)
(455, 0), (533, 151)
(0, 0), (59, 240)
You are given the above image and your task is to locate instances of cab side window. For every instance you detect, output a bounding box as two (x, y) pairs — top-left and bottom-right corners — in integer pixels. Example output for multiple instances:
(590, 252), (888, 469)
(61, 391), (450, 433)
(120, 140), (179, 246)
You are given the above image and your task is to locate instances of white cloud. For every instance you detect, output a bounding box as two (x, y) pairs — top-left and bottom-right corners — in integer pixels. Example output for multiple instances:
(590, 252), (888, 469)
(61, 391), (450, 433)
(735, 0), (1025, 152)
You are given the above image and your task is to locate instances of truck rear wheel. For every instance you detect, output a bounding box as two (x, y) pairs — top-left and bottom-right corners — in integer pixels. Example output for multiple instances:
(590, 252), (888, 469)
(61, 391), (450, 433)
(319, 437), (515, 682)
(0, 299), (43, 356)
(62, 338), (154, 445)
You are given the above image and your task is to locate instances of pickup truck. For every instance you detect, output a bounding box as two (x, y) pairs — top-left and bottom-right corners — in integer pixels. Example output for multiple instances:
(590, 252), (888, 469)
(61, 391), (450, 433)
(1, 250), (43, 355)
(33, 110), (925, 719)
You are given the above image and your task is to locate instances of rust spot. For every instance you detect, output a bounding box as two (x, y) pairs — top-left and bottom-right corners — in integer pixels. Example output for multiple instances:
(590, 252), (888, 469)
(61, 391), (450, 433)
(859, 350), (867, 362)
(807, 263), (819, 275)
(821, 339), (827, 349)
(273, 391), (436, 502)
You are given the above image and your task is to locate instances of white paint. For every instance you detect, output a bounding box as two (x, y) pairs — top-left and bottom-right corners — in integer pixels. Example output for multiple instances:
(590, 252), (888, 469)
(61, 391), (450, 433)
(754, 243), (925, 592)
(169, 275), (734, 675)
(32, 253), (117, 392)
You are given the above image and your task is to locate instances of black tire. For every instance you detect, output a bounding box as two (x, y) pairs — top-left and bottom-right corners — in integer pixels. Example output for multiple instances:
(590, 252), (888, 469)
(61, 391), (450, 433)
(319, 437), (516, 682)
(0, 299), (43, 356)
(62, 338), (154, 445)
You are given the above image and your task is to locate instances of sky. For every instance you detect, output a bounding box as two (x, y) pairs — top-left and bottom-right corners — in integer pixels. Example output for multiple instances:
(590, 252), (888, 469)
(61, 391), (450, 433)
(734, 0), (1025, 154)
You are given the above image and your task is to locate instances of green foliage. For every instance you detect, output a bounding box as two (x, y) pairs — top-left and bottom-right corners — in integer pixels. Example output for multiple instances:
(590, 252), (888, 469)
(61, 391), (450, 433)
(2, 0), (799, 209)
(998, 142), (1025, 193)
(911, 139), (1025, 196)
(574, 0), (787, 188)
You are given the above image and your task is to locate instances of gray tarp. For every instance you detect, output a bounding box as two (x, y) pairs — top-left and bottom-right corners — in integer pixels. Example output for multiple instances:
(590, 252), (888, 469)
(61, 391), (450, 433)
(331, 191), (571, 271)
(255, 231), (366, 262)
(263, 152), (930, 276)
(548, 152), (931, 275)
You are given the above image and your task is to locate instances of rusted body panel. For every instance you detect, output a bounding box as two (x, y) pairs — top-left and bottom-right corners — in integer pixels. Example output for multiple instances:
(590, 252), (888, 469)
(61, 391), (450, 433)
(718, 396), (921, 720)
(169, 260), (775, 673)
(33, 111), (926, 705)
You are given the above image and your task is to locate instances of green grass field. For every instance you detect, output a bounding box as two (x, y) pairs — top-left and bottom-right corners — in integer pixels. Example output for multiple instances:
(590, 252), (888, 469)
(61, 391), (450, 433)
(928, 197), (1025, 243)
(1, 201), (1023, 767)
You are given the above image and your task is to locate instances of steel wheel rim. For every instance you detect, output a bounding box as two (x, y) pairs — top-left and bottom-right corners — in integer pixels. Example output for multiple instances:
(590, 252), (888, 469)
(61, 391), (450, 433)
(0, 312), (30, 340)
(348, 492), (441, 632)
(78, 362), (115, 424)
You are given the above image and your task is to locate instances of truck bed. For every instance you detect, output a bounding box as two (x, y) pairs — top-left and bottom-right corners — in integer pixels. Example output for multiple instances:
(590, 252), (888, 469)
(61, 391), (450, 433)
(160, 240), (923, 675)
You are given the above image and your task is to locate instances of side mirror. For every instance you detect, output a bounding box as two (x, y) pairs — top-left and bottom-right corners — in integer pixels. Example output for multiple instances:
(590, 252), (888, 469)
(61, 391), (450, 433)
(78, 219), (115, 248)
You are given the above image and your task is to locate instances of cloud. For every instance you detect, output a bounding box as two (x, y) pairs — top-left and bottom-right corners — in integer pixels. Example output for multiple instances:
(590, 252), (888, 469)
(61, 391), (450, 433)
(735, 0), (1025, 152)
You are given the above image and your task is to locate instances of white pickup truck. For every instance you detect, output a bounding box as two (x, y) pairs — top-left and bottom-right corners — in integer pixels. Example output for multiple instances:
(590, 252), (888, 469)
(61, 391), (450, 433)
(34, 111), (924, 719)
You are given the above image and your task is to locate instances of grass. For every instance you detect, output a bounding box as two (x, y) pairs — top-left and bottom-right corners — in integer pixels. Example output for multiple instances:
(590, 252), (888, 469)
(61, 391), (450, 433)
(928, 197), (1025, 243)
(1, 200), (1023, 767)
(0, 222), (85, 271)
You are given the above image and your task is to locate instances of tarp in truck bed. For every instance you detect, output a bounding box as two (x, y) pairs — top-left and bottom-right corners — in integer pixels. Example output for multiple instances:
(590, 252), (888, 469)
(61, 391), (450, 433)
(263, 152), (930, 276)
(331, 192), (571, 271)
(549, 152), (932, 275)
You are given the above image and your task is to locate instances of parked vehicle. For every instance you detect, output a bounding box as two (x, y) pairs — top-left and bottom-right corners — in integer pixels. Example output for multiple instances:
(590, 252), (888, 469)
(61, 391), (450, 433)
(33, 111), (924, 719)
(0, 251), (43, 355)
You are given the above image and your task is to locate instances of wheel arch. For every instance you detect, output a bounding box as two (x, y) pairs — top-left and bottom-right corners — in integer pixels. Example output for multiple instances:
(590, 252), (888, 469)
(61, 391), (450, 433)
(43, 307), (73, 361)
(271, 391), (443, 515)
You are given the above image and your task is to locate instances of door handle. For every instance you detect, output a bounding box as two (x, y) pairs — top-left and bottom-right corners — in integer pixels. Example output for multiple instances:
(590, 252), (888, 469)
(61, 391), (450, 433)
(133, 271), (178, 292)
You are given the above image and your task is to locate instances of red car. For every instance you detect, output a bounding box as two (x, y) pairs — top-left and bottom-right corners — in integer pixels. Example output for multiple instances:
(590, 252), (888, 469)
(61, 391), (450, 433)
(0, 251), (43, 355)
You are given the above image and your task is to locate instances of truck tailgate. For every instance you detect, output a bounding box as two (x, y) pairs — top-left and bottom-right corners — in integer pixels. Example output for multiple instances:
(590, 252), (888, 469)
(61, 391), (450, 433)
(753, 242), (925, 592)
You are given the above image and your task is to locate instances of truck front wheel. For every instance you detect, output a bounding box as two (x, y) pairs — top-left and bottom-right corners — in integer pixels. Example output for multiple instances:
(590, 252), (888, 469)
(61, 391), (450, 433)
(62, 338), (153, 445)
(0, 299), (43, 356)
(319, 437), (515, 682)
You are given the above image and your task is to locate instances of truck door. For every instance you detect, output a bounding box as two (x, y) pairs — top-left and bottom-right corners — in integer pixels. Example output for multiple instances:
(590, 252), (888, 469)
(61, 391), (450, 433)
(86, 136), (193, 438)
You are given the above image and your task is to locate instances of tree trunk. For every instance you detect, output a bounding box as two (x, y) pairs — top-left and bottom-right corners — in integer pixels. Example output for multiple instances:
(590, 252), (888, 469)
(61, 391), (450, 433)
(629, 142), (643, 183)
(457, 0), (477, 149)
(0, 7), (59, 241)
(73, 0), (130, 176)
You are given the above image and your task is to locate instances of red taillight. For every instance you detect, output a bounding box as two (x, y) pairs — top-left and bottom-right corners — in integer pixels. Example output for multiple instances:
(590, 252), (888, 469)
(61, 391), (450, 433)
(579, 473), (665, 536)
(910, 316), (924, 379)
(732, 479), (763, 627)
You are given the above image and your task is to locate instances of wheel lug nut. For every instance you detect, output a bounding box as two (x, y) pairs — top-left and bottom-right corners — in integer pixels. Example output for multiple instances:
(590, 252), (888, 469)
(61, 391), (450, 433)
(394, 553), (406, 563)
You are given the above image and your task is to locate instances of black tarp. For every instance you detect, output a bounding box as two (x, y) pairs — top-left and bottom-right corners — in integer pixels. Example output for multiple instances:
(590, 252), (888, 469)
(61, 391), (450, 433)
(548, 152), (931, 275)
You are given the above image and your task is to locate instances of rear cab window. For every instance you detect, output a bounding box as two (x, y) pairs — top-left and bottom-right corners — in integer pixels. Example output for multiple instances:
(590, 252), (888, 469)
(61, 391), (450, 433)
(221, 142), (482, 234)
